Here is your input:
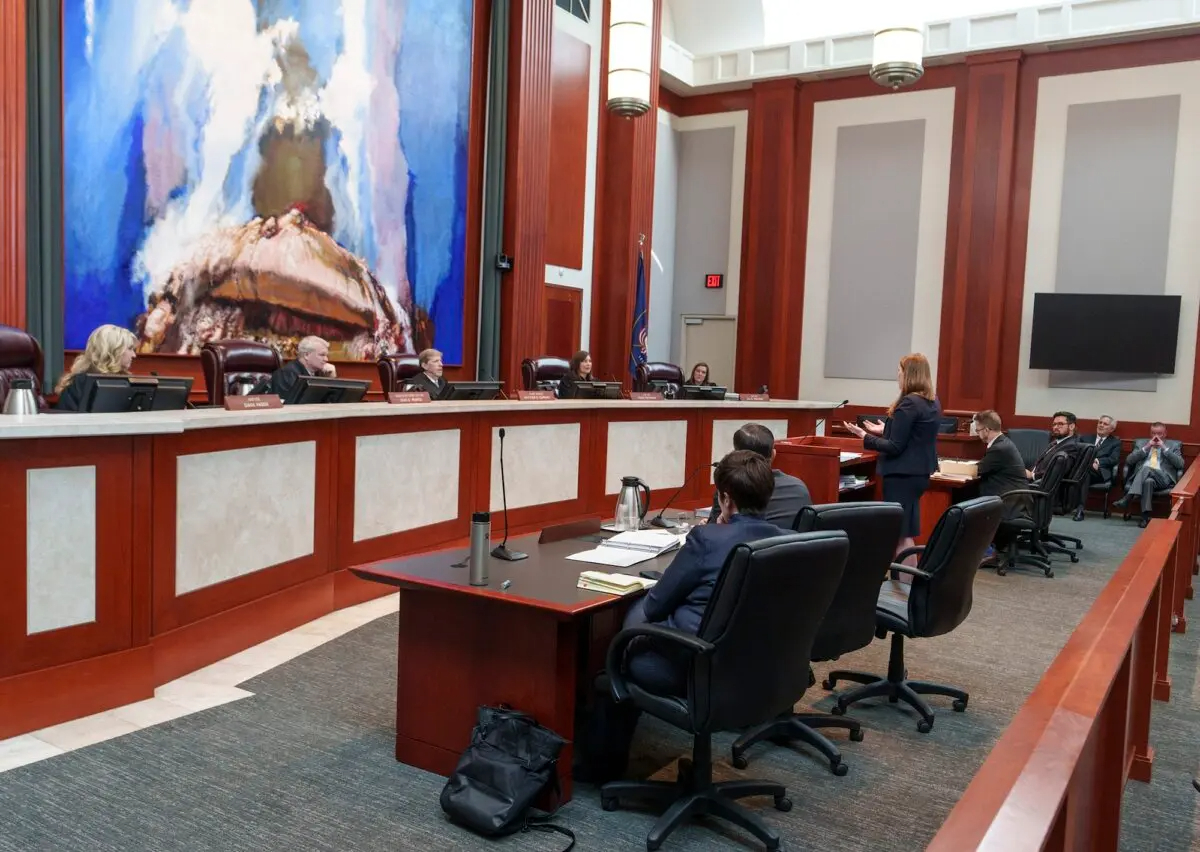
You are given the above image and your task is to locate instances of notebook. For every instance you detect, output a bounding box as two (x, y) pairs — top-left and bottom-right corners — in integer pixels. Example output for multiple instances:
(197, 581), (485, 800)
(576, 571), (658, 595)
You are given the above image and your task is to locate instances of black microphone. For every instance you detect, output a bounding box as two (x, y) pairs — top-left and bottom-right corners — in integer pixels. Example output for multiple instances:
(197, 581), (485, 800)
(491, 427), (527, 561)
(758, 385), (769, 395)
(650, 461), (719, 529)
(483, 371), (509, 400)
(816, 399), (850, 433)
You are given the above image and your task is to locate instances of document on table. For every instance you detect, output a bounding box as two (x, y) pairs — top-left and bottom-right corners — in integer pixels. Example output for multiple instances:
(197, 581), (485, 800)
(839, 452), (862, 462)
(567, 529), (683, 567)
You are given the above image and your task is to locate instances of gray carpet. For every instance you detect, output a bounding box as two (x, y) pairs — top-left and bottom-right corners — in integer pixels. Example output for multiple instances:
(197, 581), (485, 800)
(1120, 566), (1200, 851)
(0, 517), (1143, 852)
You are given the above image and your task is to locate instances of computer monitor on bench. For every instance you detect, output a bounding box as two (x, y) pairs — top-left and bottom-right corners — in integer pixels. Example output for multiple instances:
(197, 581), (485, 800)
(679, 384), (727, 401)
(442, 381), (503, 401)
(563, 381), (623, 400)
(83, 374), (194, 412)
(284, 375), (370, 405)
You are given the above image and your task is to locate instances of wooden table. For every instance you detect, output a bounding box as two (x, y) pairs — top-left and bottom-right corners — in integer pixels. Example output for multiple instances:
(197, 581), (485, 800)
(351, 532), (684, 802)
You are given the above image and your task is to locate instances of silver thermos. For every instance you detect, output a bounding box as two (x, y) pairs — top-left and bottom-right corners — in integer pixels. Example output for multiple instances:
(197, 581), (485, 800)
(469, 512), (490, 585)
(2, 378), (38, 416)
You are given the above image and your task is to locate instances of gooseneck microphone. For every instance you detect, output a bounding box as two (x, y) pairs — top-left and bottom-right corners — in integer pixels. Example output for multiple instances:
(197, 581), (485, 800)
(650, 461), (719, 529)
(491, 427), (528, 561)
(816, 399), (851, 433)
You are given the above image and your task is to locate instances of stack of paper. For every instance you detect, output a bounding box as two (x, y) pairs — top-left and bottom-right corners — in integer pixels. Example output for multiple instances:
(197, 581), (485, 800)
(567, 529), (683, 567)
(839, 452), (862, 462)
(577, 571), (658, 595)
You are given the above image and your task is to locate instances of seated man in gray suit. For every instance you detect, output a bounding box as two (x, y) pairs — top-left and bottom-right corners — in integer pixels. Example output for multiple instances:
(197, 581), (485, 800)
(1114, 421), (1184, 527)
(708, 422), (811, 528)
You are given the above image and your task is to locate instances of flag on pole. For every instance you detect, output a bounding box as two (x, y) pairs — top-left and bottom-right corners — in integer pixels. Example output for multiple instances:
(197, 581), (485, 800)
(629, 249), (649, 378)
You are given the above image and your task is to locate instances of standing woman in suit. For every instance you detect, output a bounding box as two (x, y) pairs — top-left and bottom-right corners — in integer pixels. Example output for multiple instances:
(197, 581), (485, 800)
(843, 353), (941, 559)
(557, 350), (594, 399)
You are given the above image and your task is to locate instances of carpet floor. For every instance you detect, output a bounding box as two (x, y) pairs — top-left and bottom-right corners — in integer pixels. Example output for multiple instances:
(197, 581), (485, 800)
(0, 517), (1144, 852)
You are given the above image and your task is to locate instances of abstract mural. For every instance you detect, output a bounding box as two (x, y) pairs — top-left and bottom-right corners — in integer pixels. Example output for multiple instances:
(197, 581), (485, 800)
(62, 0), (473, 363)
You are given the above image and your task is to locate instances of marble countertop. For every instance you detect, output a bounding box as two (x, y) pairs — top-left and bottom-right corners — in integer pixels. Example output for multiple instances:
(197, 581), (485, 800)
(0, 397), (842, 440)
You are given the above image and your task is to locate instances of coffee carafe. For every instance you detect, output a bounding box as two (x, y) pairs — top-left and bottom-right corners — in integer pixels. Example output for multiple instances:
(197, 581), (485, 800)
(1, 378), (38, 416)
(614, 476), (651, 532)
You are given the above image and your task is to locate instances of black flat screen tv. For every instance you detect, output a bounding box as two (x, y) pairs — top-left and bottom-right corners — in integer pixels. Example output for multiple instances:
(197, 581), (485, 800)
(1029, 293), (1181, 374)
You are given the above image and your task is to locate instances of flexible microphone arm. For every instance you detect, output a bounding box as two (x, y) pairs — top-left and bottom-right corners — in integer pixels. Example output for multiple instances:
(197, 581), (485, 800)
(815, 399), (851, 433)
(491, 427), (528, 561)
(650, 461), (719, 529)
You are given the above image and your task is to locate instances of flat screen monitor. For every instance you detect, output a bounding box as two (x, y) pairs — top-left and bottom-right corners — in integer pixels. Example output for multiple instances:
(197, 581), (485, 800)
(82, 374), (193, 413)
(443, 381), (502, 401)
(564, 381), (623, 400)
(285, 375), (370, 405)
(1029, 293), (1181, 373)
(679, 384), (727, 401)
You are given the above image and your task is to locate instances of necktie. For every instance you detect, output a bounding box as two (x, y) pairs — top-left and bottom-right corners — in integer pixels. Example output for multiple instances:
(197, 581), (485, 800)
(1149, 447), (1160, 470)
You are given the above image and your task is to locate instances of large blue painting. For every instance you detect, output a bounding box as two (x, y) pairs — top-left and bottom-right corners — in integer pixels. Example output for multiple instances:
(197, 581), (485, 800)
(63, 0), (473, 363)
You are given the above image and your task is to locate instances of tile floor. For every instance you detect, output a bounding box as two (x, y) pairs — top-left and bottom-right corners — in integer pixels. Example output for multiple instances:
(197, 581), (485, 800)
(0, 593), (400, 774)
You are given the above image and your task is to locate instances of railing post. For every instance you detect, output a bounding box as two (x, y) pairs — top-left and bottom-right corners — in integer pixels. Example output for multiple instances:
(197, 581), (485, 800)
(1131, 586), (1157, 781)
(1173, 497), (1193, 632)
(1155, 536), (1175, 701)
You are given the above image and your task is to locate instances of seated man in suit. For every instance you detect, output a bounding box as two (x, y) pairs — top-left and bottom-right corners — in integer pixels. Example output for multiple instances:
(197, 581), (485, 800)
(1027, 410), (1081, 483)
(575, 449), (783, 783)
(973, 410), (1031, 548)
(707, 423), (812, 528)
(1114, 422), (1184, 527)
(269, 335), (336, 400)
(403, 348), (448, 398)
(1073, 414), (1120, 521)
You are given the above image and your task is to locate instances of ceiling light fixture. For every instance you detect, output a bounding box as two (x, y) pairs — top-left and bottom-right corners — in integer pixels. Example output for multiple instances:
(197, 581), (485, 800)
(607, 0), (653, 117)
(870, 26), (924, 90)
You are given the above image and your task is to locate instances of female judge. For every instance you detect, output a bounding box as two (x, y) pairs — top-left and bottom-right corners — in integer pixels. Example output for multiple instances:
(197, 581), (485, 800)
(843, 353), (940, 559)
(688, 362), (713, 385)
(54, 324), (138, 411)
(557, 350), (594, 399)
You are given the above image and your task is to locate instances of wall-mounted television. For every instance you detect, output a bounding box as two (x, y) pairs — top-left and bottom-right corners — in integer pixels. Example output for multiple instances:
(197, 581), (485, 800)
(1029, 293), (1181, 374)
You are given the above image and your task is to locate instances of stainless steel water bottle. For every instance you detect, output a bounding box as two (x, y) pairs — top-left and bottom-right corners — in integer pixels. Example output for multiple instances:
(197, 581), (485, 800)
(469, 512), (490, 585)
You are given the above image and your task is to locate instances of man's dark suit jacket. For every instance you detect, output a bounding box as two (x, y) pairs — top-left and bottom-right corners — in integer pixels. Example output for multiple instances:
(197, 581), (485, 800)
(269, 360), (313, 401)
(404, 371), (449, 399)
(978, 434), (1031, 520)
(1031, 434), (1081, 479)
(709, 469), (812, 530)
(863, 394), (941, 476)
(1080, 434), (1121, 481)
(641, 513), (784, 635)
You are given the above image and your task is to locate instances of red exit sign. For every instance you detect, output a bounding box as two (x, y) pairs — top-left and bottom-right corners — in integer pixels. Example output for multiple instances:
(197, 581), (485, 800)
(705, 274), (724, 289)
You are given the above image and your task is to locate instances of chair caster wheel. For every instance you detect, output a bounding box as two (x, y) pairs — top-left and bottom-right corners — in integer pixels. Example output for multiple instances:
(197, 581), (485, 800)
(830, 703), (845, 716)
(1046, 570), (1055, 579)
(953, 698), (968, 712)
(774, 796), (793, 812)
(732, 754), (748, 770)
(849, 728), (864, 742)
(1074, 543), (1083, 550)
(647, 840), (661, 852)
(831, 761), (848, 777)
(602, 796), (618, 812)
(822, 677), (835, 690)
(1069, 554), (1079, 563)
(917, 719), (933, 734)
(997, 566), (1007, 577)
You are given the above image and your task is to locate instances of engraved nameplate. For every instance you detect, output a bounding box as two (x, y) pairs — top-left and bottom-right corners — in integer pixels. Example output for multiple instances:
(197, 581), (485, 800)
(224, 394), (283, 411)
(517, 390), (556, 401)
(629, 391), (663, 401)
(388, 391), (431, 404)
(739, 393), (770, 402)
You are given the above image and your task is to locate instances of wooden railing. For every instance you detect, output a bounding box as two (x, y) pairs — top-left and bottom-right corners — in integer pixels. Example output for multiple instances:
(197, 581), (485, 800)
(927, 452), (1200, 849)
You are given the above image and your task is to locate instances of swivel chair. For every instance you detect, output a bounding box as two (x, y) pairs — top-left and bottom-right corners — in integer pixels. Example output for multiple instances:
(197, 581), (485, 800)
(0, 324), (46, 410)
(520, 356), (570, 392)
(635, 362), (684, 392)
(377, 354), (422, 392)
(986, 453), (1071, 578)
(200, 340), (282, 405)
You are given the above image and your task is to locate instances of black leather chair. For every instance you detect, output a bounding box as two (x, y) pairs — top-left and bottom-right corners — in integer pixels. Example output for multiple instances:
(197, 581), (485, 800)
(1088, 442), (1121, 519)
(600, 531), (849, 852)
(0, 323), (47, 410)
(730, 502), (904, 776)
(1050, 443), (1095, 550)
(199, 340), (282, 405)
(520, 356), (570, 392)
(986, 452), (1071, 578)
(377, 354), (421, 392)
(1007, 428), (1050, 469)
(825, 496), (1003, 733)
(1119, 437), (1182, 521)
(635, 362), (684, 392)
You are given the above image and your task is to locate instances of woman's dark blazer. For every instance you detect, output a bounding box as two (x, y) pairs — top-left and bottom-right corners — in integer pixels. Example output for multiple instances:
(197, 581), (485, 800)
(863, 394), (941, 477)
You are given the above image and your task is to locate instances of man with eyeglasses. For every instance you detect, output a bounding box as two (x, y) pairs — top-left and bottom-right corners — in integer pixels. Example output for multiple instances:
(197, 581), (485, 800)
(1027, 411), (1081, 484)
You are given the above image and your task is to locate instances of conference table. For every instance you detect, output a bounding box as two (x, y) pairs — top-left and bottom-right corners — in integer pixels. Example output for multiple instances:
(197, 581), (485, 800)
(352, 526), (688, 801)
(0, 396), (836, 742)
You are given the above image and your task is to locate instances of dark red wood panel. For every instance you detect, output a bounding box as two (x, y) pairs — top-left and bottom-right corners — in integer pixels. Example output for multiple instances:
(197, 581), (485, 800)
(543, 283), (583, 357)
(0, 0), (26, 328)
(545, 28), (591, 270)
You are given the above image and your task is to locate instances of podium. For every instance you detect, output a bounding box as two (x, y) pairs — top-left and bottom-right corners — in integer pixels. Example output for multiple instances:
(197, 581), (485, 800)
(773, 436), (882, 504)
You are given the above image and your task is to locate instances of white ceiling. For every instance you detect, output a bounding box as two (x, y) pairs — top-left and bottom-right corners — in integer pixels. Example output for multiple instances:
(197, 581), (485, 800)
(664, 0), (1055, 56)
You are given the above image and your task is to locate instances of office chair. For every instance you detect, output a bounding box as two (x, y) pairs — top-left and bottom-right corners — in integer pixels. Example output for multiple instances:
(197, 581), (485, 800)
(376, 354), (422, 392)
(731, 502), (904, 776)
(1047, 443), (1095, 550)
(985, 452), (1071, 578)
(825, 496), (1003, 733)
(520, 356), (570, 392)
(199, 340), (282, 405)
(635, 362), (684, 392)
(1088, 445), (1121, 519)
(1006, 428), (1050, 469)
(0, 324), (46, 410)
(1119, 437), (1182, 521)
(600, 532), (849, 852)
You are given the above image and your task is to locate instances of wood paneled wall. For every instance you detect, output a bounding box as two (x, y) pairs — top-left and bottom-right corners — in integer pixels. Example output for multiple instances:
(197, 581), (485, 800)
(671, 33), (1200, 441)
(543, 283), (582, 357)
(545, 27), (591, 270)
(0, 0), (26, 329)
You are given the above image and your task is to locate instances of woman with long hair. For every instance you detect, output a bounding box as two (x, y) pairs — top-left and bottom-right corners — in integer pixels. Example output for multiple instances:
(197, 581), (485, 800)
(557, 349), (594, 399)
(54, 324), (138, 411)
(843, 353), (941, 559)
(687, 362), (712, 385)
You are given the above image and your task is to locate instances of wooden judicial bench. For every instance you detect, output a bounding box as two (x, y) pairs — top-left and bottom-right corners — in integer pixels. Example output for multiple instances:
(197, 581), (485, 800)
(0, 397), (834, 741)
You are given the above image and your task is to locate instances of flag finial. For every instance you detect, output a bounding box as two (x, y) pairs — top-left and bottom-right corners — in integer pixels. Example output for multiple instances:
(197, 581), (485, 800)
(637, 233), (646, 246)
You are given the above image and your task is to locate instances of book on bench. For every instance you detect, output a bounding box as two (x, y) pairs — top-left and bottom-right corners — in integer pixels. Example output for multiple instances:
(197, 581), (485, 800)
(576, 571), (659, 595)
